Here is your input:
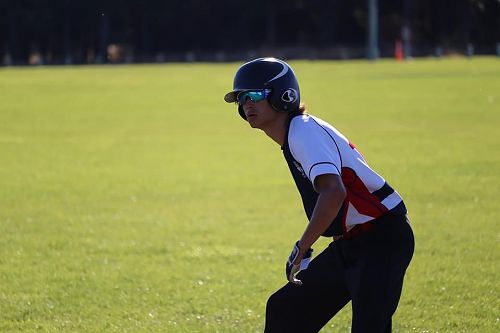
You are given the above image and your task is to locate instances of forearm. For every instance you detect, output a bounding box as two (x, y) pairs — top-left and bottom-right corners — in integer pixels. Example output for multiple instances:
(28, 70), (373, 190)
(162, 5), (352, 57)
(298, 190), (344, 252)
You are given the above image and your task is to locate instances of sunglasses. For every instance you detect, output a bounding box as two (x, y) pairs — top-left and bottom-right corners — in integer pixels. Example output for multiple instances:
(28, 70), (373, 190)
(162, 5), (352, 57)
(236, 89), (271, 105)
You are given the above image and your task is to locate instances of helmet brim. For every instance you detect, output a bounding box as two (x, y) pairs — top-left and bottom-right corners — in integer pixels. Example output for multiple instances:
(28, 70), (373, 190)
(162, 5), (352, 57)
(224, 90), (241, 103)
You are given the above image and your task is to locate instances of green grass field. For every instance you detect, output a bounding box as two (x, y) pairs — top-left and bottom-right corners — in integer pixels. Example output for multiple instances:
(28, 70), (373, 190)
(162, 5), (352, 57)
(0, 57), (499, 332)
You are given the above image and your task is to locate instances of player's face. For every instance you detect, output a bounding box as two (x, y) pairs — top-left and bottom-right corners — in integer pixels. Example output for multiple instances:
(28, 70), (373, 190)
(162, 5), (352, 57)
(241, 98), (280, 129)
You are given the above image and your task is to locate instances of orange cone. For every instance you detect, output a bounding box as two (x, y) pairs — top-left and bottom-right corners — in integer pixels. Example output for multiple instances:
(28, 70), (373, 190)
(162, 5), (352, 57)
(395, 39), (404, 61)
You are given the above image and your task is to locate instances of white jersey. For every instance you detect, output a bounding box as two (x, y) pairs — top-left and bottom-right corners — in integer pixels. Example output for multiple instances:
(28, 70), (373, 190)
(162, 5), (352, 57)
(282, 114), (406, 236)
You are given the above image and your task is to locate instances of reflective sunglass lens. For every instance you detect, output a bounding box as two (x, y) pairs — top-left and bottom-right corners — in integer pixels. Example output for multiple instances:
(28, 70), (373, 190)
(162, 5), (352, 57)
(237, 91), (267, 104)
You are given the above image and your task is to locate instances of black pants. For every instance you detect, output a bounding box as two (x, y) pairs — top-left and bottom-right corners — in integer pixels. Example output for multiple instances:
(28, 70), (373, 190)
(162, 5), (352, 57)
(264, 214), (414, 333)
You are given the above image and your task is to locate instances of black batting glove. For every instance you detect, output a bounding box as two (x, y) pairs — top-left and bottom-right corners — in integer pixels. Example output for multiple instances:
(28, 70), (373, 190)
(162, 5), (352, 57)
(285, 241), (313, 286)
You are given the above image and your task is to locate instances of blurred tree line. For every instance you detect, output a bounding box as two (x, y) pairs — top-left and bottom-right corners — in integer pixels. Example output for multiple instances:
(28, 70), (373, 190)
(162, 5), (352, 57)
(0, 0), (498, 65)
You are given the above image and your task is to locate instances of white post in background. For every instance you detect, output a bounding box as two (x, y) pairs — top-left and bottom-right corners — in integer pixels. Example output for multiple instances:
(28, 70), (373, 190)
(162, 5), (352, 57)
(367, 0), (379, 60)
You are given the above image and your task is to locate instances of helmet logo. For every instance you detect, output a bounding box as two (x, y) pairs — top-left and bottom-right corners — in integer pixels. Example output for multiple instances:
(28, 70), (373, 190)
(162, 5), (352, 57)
(281, 89), (298, 103)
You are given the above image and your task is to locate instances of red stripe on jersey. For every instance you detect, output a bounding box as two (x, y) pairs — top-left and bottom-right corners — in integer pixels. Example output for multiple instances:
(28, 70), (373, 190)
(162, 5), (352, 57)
(348, 141), (366, 159)
(341, 167), (389, 219)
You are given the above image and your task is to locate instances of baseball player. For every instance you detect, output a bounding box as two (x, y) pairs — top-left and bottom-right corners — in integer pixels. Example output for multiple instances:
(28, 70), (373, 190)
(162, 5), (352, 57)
(224, 58), (414, 333)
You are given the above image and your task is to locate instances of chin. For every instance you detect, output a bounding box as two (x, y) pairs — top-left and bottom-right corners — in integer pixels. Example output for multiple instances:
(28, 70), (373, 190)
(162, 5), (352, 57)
(247, 118), (259, 128)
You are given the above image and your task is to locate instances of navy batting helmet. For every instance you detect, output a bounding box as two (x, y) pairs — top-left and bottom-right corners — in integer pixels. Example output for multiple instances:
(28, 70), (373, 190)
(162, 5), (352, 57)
(224, 57), (300, 120)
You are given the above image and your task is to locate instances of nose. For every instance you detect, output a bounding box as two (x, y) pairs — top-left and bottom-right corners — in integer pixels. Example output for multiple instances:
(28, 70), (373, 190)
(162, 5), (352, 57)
(242, 101), (257, 115)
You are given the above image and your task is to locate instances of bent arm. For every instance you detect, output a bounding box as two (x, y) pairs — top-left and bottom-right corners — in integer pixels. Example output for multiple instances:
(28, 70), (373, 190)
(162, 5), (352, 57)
(294, 173), (346, 262)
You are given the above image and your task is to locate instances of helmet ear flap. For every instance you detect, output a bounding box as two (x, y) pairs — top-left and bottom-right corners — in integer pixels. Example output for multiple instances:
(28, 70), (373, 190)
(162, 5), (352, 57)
(266, 90), (280, 112)
(268, 88), (298, 113)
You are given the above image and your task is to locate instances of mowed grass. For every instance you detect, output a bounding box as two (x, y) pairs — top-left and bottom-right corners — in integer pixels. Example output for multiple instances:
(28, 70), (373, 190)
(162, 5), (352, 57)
(0, 57), (498, 332)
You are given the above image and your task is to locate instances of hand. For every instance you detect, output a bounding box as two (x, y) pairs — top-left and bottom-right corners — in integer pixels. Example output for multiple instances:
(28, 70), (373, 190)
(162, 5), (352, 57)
(285, 241), (313, 286)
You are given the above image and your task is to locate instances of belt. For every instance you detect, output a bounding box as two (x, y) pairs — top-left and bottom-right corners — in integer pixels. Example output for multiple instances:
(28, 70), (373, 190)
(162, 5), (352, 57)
(343, 220), (376, 239)
(333, 213), (401, 241)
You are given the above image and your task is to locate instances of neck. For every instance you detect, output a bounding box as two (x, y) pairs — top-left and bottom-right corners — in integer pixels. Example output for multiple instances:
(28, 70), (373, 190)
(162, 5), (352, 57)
(262, 113), (288, 146)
